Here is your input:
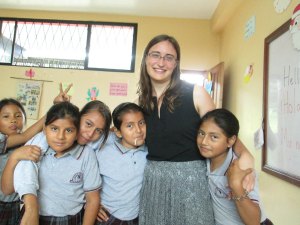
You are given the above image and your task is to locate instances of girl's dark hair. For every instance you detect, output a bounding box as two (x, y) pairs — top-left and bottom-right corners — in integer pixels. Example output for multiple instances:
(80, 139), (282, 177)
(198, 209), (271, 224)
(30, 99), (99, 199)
(0, 98), (27, 123)
(200, 108), (239, 138)
(137, 34), (182, 114)
(80, 100), (112, 149)
(112, 102), (144, 130)
(45, 102), (80, 130)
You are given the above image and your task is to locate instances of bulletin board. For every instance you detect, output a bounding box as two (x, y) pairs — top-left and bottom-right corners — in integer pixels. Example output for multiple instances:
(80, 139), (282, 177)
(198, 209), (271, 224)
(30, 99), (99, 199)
(262, 19), (300, 187)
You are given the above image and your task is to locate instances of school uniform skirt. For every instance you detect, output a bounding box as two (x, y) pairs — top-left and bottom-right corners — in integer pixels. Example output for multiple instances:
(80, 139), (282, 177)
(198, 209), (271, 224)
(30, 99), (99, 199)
(18, 206), (84, 225)
(0, 200), (20, 225)
(139, 160), (214, 225)
(39, 209), (84, 225)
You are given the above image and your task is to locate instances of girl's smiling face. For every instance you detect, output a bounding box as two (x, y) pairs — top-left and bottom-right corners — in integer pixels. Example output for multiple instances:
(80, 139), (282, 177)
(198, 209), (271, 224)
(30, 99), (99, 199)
(44, 118), (77, 157)
(77, 110), (106, 145)
(197, 118), (235, 161)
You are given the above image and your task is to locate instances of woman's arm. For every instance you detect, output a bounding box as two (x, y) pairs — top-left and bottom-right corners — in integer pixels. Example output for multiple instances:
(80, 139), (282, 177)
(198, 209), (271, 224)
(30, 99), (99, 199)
(193, 85), (215, 117)
(234, 138), (255, 169)
(233, 137), (255, 191)
(227, 159), (260, 225)
(83, 190), (100, 225)
(1, 145), (41, 195)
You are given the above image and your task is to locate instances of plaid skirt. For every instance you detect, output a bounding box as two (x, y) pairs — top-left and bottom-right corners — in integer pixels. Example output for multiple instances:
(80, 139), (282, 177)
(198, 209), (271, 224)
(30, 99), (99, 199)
(18, 205), (84, 225)
(0, 200), (21, 225)
(39, 208), (85, 225)
(139, 160), (214, 225)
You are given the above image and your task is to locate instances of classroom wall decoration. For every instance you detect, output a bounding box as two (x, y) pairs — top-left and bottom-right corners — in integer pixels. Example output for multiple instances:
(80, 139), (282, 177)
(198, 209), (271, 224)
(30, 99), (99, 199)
(109, 82), (128, 96)
(25, 68), (35, 79)
(244, 15), (256, 39)
(273, 0), (291, 13)
(244, 64), (254, 84)
(289, 3), (300, 50)
(263, 19), (300, 187)
(86, 87), (99, 101)
(16, 80), (43, 120)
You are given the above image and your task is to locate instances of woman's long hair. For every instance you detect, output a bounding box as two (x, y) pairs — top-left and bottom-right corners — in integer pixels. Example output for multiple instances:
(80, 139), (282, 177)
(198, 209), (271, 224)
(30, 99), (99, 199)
(137, 34), (182, 114)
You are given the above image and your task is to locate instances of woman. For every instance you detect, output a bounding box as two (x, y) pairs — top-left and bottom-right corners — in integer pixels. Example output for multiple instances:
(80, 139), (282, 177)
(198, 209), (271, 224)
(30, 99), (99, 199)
(137, 34), (254, 225)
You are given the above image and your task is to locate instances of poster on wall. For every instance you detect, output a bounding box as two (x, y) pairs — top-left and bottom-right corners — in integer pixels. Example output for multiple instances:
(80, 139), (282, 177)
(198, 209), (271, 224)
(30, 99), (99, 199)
(16, 81), (43, 120)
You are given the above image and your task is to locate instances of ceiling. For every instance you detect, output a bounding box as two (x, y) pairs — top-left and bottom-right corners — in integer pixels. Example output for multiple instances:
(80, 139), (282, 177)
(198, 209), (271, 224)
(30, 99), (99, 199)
(0, 0), (220, 19)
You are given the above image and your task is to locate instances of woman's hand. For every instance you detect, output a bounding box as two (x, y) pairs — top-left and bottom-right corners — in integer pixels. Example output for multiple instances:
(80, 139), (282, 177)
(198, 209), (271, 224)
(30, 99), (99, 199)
(227, 159), (253, 192)
(237, 154), (255, 192)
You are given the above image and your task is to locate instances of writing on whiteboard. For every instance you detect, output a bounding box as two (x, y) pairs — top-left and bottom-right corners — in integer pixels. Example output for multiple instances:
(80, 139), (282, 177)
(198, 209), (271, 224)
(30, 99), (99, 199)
(280, 66), (300, 114)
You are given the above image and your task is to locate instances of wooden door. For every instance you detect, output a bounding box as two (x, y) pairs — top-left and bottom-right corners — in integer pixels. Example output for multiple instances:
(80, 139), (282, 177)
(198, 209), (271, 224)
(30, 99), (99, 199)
(205, 62), (224, 108)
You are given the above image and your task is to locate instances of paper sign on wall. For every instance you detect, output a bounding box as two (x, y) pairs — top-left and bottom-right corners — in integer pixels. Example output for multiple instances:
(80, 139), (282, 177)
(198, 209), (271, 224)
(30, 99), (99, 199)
(109, 83), (128, 96)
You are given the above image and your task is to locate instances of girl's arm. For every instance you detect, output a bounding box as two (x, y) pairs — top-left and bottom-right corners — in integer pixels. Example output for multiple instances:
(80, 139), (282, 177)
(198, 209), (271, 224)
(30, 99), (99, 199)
(6, 83), (72, 149)
(1, 145), (41, 195)
(227, 159), (260, 225)
(14, 160), (40, 225)
(194, 84), (255, 190)
(20, 194), (39, 225)
(82, 190), (100, 225)
(6, 116), (45, 148)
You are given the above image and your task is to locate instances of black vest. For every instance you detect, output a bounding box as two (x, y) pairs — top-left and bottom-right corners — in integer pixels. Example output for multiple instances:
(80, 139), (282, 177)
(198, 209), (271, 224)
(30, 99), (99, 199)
(145, 81), (205, 161)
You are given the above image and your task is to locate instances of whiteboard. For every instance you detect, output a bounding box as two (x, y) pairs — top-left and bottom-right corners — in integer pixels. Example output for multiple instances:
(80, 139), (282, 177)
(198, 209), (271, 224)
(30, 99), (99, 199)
(263, 20), (300, 186)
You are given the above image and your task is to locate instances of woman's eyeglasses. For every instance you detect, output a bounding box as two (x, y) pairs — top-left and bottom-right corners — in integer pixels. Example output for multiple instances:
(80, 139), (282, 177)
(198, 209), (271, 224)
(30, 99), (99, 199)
(147, 52), (177, 64)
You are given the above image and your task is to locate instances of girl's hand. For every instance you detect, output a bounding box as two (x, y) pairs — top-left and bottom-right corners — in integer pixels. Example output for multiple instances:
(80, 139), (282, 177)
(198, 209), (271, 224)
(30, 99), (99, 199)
(11, 145), (41, 163)
(96, 205), (109, 222)
(53, 83), (73, 104)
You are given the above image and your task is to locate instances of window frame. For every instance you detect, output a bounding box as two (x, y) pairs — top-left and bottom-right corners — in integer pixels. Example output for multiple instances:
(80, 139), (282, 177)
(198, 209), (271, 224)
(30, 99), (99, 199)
(0, 17), (138, 73)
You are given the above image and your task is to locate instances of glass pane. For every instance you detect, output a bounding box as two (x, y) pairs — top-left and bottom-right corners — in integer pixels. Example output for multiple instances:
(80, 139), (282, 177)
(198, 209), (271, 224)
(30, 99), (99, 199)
(13, 21), (88, 69)
(180, 70), (205, 86)
(88, 24), (134, 70)
(0, 20), (15, 63)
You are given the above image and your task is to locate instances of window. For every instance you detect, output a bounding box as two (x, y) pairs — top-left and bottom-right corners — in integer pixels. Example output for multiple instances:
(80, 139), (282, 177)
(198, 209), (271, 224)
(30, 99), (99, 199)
(0, 20), (15, 64)
(180, 70), (205, 85)
(0, 18), (137, 72)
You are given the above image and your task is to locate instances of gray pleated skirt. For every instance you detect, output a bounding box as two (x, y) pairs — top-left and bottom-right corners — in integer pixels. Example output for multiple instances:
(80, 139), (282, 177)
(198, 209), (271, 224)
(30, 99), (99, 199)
(139, 160), (214, 225)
